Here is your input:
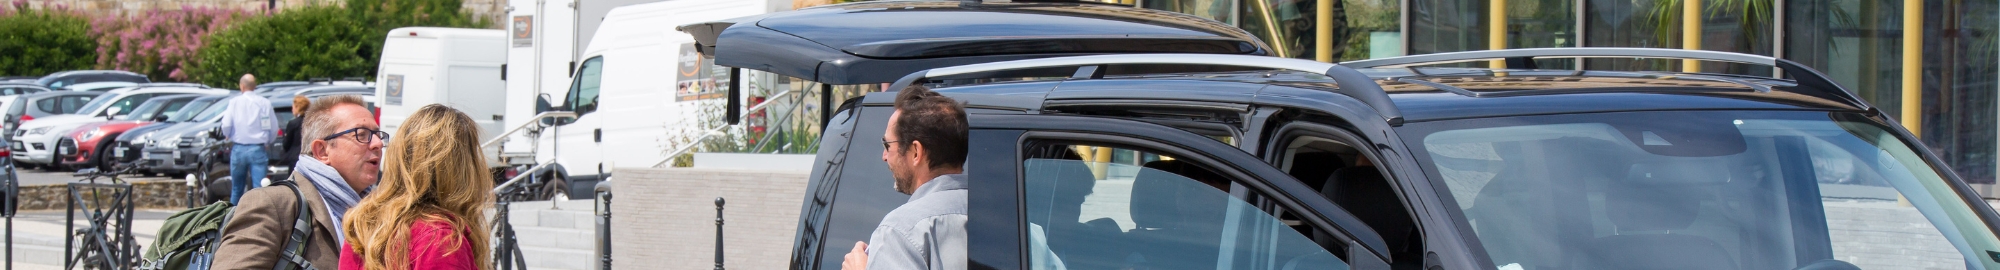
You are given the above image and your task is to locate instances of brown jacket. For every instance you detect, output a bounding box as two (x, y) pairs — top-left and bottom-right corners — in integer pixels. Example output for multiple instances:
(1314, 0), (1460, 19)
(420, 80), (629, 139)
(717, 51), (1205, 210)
(212, 171), (341, 270)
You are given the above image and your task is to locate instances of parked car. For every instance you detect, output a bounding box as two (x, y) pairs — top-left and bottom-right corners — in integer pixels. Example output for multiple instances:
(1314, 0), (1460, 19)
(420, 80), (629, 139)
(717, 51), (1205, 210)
(0, 82), (51, 96)
(5, 91), (100, 136)
(113, 94), (226, 175)
(60, 82), (139, 92)
(13, 85), (226, 170)
(58, 94), (204, 171)
(36, 70), (148, 89)
(189, 86), (375, 204)
(691, 3), (2000, 270)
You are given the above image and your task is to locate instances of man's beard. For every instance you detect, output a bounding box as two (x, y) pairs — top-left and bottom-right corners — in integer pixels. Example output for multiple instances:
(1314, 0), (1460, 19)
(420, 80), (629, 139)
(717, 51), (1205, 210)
(892, 167), (916, 195)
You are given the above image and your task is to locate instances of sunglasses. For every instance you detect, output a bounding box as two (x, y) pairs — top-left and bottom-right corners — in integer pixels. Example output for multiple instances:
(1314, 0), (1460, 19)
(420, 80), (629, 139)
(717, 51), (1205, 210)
(323, 127), (390, 145)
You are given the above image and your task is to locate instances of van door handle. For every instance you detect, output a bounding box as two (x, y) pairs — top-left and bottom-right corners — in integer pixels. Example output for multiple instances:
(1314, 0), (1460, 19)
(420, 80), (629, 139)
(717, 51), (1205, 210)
(593, 129), (602, 143)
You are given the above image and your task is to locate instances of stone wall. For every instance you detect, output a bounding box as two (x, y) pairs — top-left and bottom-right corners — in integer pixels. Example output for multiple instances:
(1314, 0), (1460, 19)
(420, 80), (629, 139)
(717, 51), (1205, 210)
(19, 181), (189, 211)
(609, 167), (809, 269)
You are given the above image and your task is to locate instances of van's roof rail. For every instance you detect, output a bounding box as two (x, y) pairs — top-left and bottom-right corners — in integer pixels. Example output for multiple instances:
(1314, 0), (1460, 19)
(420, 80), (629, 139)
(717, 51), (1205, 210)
(886, 54), (1405, 126)
(1340, 48), (1872, 111)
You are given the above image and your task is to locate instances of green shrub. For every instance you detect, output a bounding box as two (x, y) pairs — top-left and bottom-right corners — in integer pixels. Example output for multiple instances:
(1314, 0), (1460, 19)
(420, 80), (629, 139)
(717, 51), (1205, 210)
(191, 5), (371, 87)
(0, 2), (96, 77)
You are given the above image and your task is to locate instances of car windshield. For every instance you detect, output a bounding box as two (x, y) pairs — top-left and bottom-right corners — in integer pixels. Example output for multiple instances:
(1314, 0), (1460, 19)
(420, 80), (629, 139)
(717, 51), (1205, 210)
(193, 102), (229, 122)
(72, 92), (118, 115)
(118, 100), (171, 121)
(1402, 110), (2000, 270)
(166, 99), (217, 123)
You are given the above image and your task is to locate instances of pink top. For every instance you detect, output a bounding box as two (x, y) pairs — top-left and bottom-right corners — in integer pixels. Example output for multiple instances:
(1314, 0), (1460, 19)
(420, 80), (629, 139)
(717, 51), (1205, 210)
(338, 219), (477, 270)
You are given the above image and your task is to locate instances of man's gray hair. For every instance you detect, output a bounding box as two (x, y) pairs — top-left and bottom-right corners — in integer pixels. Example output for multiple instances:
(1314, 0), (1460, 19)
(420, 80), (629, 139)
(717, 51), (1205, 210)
(301, 94), (368, 155)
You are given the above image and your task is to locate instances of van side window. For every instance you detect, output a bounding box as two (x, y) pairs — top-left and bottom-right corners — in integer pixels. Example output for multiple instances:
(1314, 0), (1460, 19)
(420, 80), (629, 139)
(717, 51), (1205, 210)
(1021, 143), (1347, 270)
(569, 57), (605, 116)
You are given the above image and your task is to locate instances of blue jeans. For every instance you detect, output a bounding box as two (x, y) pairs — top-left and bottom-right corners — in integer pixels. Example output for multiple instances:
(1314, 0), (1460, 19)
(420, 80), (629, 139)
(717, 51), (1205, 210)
(229, 144), (268, 204)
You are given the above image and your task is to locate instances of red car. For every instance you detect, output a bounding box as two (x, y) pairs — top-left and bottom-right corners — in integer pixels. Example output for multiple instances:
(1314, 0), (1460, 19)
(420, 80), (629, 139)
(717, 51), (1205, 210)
(57, 120), (151, 170)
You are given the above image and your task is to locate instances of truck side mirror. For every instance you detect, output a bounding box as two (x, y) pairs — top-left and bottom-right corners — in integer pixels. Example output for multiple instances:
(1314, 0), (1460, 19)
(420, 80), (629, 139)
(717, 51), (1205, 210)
(104, 107), (122, 117)
(153, 115), (169, 122)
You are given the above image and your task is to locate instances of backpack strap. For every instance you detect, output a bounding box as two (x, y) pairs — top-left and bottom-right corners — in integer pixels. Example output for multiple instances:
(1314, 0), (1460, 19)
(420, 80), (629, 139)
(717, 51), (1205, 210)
(271, 181), (317, 270)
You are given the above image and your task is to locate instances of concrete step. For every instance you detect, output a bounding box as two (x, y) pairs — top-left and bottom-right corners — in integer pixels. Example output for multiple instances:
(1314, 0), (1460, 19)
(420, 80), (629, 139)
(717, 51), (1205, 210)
(6, 242), (66, 266)
(511, 226), (593, 251)
(518, 246), (592, 270)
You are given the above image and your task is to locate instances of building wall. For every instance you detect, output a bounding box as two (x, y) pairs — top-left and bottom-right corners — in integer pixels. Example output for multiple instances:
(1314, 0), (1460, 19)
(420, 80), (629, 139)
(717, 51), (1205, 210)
(609, 167), (810, 269)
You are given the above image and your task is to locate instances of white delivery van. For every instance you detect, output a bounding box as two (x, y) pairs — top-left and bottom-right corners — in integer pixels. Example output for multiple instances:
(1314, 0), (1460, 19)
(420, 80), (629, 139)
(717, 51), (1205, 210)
(516, 0), (772, 196)
(373, 27), (508, 166)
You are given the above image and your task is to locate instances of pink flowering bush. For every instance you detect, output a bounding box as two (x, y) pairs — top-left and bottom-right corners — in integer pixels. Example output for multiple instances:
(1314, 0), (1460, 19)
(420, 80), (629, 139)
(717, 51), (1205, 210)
(91, 6), (259, 82)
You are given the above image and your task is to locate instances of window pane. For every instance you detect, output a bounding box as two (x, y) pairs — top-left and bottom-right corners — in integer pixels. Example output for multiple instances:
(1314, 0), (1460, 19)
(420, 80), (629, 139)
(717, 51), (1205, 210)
(1915, 0), (1998, 185)
(1408, 0), (1575, 67)
(1023, 145), (1346, 270)
(1586, 0), (1773, 75)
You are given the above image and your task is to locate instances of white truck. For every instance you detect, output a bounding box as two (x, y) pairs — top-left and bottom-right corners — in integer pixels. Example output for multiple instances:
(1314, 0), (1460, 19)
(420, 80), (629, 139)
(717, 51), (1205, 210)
(498, 0), (781, 198)
(371, 27), (508, 166)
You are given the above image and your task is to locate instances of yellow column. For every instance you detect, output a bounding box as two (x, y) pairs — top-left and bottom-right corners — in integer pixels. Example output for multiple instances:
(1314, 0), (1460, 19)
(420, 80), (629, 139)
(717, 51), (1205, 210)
(1093, 147), (1114, 180)
(1901, 0), (1923, 136)
(1488, 0), (1507, 68)
(1681, 0), (1702, 72)
(1317, 0), (1334, 63)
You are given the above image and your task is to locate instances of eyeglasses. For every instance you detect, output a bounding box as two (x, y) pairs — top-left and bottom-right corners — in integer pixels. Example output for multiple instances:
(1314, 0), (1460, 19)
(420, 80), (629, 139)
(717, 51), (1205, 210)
(882, 139), (906, 150)
(323, 127), (390, 144)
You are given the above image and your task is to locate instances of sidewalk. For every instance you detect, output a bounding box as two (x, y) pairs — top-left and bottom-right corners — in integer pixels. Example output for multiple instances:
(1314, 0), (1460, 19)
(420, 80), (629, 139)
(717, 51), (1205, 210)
(0, 209), (172, 268)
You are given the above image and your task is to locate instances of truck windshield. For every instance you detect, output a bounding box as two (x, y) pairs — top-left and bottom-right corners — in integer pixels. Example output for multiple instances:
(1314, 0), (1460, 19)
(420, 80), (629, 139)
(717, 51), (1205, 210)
(166, 99), (218, 123)
(1402, 110), (2000, 270)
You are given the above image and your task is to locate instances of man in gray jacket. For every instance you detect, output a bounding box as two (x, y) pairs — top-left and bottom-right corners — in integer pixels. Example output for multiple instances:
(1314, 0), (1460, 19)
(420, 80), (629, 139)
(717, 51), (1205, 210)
(844, 85), (969, 270)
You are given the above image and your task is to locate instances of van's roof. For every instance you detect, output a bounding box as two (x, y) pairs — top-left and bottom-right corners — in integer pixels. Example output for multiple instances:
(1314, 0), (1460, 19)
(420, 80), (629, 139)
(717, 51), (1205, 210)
(385, 27), (504, 39)
(685, 0), (1271, 85)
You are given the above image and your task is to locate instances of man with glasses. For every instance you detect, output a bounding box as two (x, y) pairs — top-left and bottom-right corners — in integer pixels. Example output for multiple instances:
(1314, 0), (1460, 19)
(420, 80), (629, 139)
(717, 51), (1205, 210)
(219, 73), (276, 204)
(844, 85), (969, 270)
(215, 94), (384, 269)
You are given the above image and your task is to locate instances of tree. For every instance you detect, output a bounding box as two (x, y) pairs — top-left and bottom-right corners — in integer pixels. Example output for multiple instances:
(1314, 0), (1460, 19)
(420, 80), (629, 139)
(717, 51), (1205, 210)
(190, 5), (372, 87)
(92, 6), (259, 82)
(0, 1), (96, 77)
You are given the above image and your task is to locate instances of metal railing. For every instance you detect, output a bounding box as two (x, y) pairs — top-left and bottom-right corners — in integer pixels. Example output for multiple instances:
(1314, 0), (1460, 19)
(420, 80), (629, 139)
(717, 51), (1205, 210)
(649, 89), (797, 168)
(481, 111), (579, 149)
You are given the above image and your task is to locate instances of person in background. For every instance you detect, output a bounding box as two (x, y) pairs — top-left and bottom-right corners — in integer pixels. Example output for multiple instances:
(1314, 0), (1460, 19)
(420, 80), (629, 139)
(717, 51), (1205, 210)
(339, 104), (493, 270)
(219, 73), (278, 204)
(275, 95), (310, 181)
(843, 85), (970, 270)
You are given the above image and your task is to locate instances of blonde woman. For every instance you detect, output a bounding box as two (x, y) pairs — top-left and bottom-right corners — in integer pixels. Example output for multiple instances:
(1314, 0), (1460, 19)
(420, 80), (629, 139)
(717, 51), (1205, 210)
(339, 104), (494, 270)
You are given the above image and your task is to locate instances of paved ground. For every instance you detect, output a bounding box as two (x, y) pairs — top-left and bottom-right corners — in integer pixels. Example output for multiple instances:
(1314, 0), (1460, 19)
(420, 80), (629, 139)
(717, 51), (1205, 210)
(4, 167), (179, 269)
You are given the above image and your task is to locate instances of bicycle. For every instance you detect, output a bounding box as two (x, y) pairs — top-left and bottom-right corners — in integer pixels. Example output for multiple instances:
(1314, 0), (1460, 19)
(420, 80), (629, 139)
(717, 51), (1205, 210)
(64, 167), (138, 270)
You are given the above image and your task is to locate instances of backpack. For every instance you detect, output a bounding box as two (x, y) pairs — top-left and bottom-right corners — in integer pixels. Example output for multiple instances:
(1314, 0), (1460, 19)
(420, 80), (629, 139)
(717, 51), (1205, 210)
(139, 180), (317, 270)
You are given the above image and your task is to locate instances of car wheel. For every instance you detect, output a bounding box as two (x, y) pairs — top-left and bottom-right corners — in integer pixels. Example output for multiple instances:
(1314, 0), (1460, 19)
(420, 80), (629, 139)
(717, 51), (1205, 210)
(203, 165), (230, 204)
(93, 140), (114, 172)
(538, 178), (569, 201)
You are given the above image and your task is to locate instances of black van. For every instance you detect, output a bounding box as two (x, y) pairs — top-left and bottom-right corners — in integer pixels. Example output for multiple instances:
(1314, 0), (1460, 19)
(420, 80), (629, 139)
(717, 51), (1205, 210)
(694, 1), (2000, 270)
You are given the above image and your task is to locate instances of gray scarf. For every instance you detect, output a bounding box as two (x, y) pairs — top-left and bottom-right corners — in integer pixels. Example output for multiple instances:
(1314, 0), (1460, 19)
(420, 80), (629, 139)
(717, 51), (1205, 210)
(294, 155), (370, 243)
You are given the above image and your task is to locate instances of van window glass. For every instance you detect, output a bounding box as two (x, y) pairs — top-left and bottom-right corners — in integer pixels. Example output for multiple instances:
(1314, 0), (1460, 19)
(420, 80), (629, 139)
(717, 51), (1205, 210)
(570, 57), (604, 115)
(1407, 110), (2000, 270)
(1022, 143), (1346, 270)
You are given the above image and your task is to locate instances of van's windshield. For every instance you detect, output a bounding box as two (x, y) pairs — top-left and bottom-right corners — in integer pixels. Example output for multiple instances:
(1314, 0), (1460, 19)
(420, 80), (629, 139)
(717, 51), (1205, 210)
(1402, 110), (2000, 270)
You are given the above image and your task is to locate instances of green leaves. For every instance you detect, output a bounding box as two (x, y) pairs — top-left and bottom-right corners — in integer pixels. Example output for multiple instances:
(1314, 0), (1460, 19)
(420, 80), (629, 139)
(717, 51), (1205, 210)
(191, 5), (372, 87)
(0, 3), (95, 77)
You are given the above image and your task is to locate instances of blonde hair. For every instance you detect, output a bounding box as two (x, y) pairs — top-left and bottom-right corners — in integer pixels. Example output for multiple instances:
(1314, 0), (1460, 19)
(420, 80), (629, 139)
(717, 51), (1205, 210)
(292, 95), (311, 114)
(341, 104), (493, 270)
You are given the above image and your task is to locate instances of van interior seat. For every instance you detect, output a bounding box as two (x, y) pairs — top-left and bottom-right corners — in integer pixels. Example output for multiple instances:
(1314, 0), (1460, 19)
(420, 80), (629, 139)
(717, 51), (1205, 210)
(1288, 152), (1346, 191)
(1317, 166), (1421, 269)
(1583, 172), (1735, 270)
(1124, 160), (1228, 269)
(1023, 157), (1126, 270)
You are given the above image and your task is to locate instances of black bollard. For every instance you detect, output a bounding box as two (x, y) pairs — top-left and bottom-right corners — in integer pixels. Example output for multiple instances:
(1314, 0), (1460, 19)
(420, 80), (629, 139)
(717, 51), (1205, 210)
(714, 197), (725, 270)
